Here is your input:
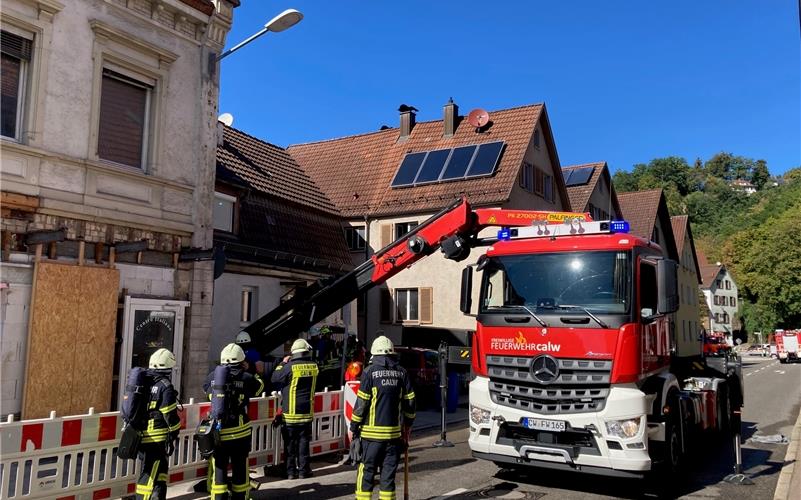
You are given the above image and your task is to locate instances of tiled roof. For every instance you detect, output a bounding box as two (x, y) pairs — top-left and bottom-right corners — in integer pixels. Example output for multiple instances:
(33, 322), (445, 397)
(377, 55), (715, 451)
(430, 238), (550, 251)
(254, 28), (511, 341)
(218, 125), (338, 214)
(561, 162), (621, 216)
(617, 188), (678, 260)
(216, 125), (352, 270)
(671, 215), (688, 254)
(288, 104), (566, 217)
(700, 264), (723, 288)
(671, 215), (702, 283)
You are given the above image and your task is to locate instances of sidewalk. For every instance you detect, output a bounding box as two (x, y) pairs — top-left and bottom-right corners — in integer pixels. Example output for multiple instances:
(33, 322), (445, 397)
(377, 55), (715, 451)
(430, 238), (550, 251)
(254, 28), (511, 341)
(164, 401), (468, 499)
(774, 405), (801, 500)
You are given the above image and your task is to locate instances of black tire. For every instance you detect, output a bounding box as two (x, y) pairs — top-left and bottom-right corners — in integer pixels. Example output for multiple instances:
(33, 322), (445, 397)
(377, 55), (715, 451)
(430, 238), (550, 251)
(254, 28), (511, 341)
(716, 385), (731, 435)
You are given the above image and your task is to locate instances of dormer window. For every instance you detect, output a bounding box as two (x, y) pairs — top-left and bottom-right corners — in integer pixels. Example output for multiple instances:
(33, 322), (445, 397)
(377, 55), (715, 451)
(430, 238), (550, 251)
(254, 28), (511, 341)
(213, 191), (237, 232)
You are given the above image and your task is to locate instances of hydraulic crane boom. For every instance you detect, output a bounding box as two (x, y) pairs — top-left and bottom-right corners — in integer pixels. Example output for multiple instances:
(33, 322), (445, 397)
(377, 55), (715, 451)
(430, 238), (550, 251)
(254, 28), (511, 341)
(244, 197), (590, 353)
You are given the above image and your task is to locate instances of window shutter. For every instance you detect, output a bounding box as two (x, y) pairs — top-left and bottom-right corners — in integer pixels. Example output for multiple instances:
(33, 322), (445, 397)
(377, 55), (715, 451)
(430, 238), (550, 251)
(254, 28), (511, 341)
(419, 287), (433, 324)
(97, 70), (149, 168)
(1, 31), (32, 60)
(380, 223), (392, 248)
(379, 288), (392, 324)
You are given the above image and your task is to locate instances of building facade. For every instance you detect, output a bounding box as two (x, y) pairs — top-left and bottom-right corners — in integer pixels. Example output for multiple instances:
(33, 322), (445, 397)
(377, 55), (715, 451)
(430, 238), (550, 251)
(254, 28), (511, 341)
(562, 162), (621, 221)
(1, 0), (237, 417)
(289, 102), (573, 348)
(670, 215), (703, 357)
(700, 261), (740, 342)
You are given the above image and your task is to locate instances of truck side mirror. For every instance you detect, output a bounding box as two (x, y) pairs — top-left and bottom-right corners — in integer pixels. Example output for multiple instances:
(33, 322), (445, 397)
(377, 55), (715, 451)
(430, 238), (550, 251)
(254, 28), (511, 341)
(657, 258), (679, 314)
(460, 266), (473, 315)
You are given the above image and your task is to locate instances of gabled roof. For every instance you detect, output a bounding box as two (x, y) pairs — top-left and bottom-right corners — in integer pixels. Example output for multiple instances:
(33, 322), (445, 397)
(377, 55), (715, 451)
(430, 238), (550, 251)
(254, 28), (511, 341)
(288, 103), (569, 217)
(217, 125), (338, 214)
(216, 125), (352, 270)
(617, 188), (679, 260)
(700, 264), (723, 288)
(561, 162), (621, 216)
(671, 215), (702, 283)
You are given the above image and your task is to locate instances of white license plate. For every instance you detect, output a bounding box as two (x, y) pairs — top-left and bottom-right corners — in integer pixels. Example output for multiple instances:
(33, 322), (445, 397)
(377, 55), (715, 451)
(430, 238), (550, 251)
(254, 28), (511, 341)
(521, 417), (566, 432)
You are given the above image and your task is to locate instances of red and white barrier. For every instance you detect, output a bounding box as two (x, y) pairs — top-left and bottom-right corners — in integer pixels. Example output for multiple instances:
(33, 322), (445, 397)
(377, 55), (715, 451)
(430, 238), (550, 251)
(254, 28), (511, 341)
(343, 381), (360, 429)
(0, 388), (344, 499)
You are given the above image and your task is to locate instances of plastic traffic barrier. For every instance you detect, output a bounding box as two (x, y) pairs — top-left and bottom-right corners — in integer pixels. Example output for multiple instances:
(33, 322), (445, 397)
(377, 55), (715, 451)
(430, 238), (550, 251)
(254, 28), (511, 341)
(0, 388), (344, 499)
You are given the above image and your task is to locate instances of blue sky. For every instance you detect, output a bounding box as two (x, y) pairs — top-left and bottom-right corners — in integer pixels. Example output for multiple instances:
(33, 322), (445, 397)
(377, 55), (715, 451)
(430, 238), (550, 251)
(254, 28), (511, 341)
(219, 1), (800, 175)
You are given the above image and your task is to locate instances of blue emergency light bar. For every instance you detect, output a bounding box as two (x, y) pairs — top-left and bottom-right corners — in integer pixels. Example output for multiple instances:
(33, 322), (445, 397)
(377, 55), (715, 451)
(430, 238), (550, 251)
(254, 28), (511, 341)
(497, 228), (512, 241)
(610, 220), (630, 233)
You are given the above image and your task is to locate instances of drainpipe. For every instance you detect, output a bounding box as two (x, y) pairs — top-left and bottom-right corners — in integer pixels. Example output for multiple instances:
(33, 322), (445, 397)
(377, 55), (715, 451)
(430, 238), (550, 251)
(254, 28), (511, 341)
(362, 215), (370, 345)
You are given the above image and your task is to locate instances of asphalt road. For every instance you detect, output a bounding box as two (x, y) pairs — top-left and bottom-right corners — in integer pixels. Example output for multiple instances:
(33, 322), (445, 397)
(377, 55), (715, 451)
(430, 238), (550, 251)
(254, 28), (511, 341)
(169, 356), (801, 500)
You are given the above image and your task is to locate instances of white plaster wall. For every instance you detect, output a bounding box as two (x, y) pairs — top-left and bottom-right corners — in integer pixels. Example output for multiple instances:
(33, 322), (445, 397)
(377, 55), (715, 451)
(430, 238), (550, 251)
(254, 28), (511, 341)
(675, 234), (702, 357)
(0, 263), (33, 418)
(117, 263), (176, 297)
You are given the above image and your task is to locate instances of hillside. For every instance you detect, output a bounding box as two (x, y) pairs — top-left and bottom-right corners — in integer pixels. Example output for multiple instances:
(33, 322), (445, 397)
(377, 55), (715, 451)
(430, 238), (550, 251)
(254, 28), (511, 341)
(613, 154), (801, 335)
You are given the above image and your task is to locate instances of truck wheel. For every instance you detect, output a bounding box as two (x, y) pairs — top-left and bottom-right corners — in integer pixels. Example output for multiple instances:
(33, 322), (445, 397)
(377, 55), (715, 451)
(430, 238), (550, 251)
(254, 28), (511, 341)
(663, 417), (682, 475)
(717, 386), (730, 435)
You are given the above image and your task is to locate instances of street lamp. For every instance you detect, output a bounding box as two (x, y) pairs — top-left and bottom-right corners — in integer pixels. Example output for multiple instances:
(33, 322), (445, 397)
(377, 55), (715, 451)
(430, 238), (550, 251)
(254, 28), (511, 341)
(217, 8), (304, 61)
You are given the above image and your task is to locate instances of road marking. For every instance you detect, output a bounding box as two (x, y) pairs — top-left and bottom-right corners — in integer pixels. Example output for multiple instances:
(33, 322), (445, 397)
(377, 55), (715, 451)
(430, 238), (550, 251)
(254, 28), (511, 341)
(434, 487), (469, 498)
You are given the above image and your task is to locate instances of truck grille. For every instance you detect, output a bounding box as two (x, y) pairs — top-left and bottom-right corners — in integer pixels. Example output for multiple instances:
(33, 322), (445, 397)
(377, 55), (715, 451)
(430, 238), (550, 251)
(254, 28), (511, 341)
(487, 355), (612, 415)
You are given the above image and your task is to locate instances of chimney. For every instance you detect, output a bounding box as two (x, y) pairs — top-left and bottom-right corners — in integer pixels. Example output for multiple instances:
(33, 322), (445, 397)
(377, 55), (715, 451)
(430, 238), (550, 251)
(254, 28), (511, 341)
(399, 107), (416, 141)
(443, 97), (458, 137)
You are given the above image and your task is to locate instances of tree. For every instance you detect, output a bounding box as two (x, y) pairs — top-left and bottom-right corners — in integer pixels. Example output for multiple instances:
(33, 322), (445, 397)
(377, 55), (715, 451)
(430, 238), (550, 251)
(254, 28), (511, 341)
(751, 160), (769, 190)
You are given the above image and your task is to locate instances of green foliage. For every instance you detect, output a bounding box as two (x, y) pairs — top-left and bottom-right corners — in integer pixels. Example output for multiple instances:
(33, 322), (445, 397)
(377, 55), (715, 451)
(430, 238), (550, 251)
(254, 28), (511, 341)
(615, 154), (800, 332)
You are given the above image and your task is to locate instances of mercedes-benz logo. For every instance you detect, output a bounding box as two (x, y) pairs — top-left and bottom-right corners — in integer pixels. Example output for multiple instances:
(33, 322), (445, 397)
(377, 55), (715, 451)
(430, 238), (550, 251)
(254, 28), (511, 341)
(531, 355), (559, 384)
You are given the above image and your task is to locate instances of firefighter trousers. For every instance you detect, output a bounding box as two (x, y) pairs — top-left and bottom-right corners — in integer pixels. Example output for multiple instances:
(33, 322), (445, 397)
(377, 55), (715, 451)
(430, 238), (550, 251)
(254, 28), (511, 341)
(355, 439), (400, 500)
(136, 443), (168, 500)
(207, 436), (251, 500)
(282, 422), (312, 476)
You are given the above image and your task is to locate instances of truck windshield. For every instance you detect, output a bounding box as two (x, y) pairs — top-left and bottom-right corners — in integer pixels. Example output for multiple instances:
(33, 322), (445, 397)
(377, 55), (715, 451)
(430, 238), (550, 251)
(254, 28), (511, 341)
(480, 251), (631, 315)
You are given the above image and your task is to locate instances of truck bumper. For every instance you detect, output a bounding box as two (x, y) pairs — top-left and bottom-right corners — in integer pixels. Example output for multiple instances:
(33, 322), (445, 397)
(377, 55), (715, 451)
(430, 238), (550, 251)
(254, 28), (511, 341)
(468, 376), (652, 474)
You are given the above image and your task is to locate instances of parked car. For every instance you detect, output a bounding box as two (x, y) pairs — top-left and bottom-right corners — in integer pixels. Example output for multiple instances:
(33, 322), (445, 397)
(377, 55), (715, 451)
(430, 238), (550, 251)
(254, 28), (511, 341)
(394, 346), (440, 408)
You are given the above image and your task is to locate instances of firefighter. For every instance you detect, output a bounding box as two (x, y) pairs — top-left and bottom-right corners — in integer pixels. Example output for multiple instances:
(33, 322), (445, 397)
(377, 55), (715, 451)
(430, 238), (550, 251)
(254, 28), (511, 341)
(350, 336), (416, 500)
(136, 348), (181, 500)
(271, 338), (319, 479)
(204, 343), (264, 500)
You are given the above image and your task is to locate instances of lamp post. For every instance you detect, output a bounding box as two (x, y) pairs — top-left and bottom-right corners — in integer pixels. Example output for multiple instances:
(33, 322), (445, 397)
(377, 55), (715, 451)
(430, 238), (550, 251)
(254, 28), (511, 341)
(217, 8), (303, 61)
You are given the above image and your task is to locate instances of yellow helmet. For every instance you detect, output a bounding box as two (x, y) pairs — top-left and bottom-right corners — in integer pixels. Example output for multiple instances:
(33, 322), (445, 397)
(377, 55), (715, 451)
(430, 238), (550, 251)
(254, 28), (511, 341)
(220, 343), (245, 364)
(291, 338), (312, 354)
(370, 335), (395, 356)
(149, 348), (176, 369)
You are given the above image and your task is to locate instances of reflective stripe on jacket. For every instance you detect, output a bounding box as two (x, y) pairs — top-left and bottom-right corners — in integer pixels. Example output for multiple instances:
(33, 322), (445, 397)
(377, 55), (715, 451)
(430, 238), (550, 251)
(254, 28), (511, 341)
(350, 355), (415, 441)
(271, 355), (319, 424)
(141, 375), (181, 444)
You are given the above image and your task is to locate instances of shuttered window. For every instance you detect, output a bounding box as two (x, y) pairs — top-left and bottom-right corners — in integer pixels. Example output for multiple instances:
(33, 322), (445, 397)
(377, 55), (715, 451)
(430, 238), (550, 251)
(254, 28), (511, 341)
(97, 69), (151, 168)
(1, 30), (32, 140)
(419, 287), (433, 324)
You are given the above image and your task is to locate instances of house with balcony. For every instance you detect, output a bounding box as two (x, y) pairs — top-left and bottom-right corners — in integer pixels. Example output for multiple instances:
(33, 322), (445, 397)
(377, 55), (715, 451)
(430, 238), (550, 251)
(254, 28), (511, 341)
(288, 101), (573, 349)
(0, 0), (238, 418)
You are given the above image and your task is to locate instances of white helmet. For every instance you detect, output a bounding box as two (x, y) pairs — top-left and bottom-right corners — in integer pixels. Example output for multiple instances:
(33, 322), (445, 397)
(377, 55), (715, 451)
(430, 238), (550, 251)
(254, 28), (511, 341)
(291, 338), (312, 354)
(235, 331), (251, 344)
(149, 348), (176, 369)
(370, 336), (395, 356)
(220, 343), (245, 365)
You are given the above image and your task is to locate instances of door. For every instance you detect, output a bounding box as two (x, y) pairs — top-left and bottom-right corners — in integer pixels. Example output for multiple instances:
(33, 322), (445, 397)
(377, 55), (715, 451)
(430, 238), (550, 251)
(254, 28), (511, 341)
(118, 297), (189, 407)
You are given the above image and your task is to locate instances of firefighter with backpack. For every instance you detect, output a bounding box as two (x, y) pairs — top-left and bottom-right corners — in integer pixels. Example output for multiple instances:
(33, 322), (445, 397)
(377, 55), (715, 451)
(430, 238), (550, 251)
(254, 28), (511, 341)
(349, 336), (416, 500)
(120, 348), (181, 500)
(271, 338), (319, 479)
(202, 343), (264, 500)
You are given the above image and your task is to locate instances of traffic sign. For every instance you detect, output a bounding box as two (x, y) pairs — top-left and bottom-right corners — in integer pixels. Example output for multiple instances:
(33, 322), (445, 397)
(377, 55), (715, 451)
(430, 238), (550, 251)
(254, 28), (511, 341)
(448, 346), (471, 365)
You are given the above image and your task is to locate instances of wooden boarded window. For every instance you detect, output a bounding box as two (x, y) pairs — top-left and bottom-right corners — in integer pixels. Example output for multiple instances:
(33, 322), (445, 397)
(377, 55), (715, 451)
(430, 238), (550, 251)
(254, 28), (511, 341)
(97, 69), (151, 169)
(419, 287), (433, 324)
(379, 288), (393, 323)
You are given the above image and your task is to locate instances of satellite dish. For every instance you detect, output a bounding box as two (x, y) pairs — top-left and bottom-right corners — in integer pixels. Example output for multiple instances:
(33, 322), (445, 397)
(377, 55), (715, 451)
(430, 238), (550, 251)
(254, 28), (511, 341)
(218, 113), (234, 127)
(467, 108), (490, 128)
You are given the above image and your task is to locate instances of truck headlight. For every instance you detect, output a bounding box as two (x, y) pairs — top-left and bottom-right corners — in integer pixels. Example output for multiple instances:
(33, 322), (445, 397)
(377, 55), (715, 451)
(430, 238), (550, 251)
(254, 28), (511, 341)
(470, 404), (491, 425)
(605, 418), (641, 439)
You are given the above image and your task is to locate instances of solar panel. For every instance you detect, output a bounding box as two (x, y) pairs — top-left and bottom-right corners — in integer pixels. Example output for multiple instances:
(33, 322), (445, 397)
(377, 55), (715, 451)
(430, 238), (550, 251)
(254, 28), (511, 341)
(562, 169), (575, 185)
(391, 152), (426, 187)
(414, 149), (452, 184)
(466, 141), (504, 177)
(440, 145), (477, 180)
(565, 166), (595, 186)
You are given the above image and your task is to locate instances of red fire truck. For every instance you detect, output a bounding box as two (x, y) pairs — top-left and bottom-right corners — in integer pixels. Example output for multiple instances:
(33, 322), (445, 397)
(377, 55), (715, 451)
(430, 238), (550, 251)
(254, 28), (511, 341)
(243, 198), (743, 480)
(775, 330), (800, 363)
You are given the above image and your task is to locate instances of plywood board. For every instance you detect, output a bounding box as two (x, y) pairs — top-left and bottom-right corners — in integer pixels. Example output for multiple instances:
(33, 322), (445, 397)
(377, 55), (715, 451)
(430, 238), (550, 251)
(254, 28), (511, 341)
(23, 262), (119, 419)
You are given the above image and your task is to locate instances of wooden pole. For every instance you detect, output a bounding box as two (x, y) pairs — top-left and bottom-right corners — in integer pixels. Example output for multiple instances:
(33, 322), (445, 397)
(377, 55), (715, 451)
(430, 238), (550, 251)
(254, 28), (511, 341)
(48, 241), (57, 260)
(94, 242), (104, 264)
(78, 241), (85, 266)
(34, 244), (42, 263)
(109, 247), (116, 267)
